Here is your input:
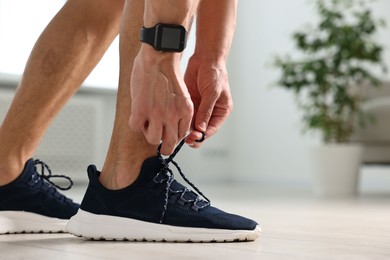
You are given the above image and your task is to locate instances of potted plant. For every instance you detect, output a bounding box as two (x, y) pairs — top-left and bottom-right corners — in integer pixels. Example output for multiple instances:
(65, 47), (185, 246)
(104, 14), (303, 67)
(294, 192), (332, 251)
(273, 0), (386, 196)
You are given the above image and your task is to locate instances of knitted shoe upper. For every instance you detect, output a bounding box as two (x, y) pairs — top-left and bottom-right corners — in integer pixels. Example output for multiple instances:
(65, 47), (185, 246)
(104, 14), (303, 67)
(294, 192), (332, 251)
(80, 141), (258, 231)
(0, 159), (79, 219)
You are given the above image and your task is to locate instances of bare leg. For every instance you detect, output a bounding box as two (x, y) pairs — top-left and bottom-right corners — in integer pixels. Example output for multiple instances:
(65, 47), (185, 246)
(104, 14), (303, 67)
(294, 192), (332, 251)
(99, 0), (156, 190)
(0, 0), (124, 185)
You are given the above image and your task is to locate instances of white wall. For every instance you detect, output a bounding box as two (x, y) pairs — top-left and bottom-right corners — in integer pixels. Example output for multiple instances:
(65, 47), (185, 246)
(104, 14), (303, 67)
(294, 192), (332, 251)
(1, 0), (390, 190)
(227, 0), (390, 188)
(0, 0), (195, 89)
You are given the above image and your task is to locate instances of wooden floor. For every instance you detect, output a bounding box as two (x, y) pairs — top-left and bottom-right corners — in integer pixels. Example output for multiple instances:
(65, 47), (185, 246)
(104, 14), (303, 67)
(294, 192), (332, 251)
(1, 184), (390, 260)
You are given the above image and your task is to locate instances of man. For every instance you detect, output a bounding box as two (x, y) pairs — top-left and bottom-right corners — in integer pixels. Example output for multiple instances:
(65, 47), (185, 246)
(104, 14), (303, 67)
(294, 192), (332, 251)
(0, 0), (260, 242)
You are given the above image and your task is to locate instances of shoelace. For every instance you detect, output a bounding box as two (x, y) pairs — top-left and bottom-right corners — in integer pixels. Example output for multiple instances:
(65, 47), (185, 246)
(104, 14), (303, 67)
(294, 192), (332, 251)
(156, 138), (210, 223)
(33, 159), (74, 191)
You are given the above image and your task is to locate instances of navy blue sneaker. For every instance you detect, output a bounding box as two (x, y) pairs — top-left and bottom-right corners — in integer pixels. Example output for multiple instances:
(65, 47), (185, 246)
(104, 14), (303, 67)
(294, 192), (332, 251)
(67, 140), (261, 242)
(0, 159), (79, 234)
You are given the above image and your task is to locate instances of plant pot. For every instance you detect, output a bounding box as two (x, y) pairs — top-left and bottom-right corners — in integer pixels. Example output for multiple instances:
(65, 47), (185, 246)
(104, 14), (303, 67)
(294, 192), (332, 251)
(310, 144), (363, 197)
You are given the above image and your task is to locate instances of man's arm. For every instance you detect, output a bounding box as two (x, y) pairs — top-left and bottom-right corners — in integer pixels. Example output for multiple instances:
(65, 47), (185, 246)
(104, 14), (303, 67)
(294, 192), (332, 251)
(143, 0), (196, 27)
(195, 0), (237, 61)
(129, 0), (199, 155)
(185, 0), (238, 147)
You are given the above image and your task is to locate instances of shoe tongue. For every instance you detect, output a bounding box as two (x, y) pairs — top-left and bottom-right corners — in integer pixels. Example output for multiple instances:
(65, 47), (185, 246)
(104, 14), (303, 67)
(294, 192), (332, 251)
(19, 159), (47, 188)
(87, 164), (100, 181)
(140, 156), (208, 206)
(140, 156), (195, 195)
(19, 159), (35, 183)
(139, 156), (165, 182)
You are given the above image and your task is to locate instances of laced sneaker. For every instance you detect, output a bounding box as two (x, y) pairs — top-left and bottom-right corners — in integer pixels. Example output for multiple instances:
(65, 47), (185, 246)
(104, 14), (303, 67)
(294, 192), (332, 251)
(0, 159), (80, 234)
(67, 140), (261, 242)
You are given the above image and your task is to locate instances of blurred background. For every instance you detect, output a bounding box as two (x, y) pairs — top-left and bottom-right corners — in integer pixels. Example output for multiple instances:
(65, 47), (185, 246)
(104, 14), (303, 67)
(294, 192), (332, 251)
(1, 0), (390, 195)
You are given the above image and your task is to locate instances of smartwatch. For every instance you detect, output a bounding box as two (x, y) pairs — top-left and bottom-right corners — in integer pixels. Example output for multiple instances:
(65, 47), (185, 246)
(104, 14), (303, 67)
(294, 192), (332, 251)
(140, 23), (187, 52)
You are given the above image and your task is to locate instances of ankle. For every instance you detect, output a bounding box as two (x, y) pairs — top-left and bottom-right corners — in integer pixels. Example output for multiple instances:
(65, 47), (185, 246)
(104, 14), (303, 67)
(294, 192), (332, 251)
(99, 161), (142, 190)
(0, 159), (26, 186)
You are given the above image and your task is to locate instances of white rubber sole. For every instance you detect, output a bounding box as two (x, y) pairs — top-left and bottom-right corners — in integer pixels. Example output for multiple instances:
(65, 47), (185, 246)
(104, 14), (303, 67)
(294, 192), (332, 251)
(0, 211), (68, 234)
(67, 209), (261, 242)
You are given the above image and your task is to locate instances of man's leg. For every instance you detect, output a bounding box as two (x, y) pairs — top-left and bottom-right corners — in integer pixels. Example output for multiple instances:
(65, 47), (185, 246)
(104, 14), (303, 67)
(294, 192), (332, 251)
(0, 0), (124, 186)
(0, 0), (124, 234)
(98, 0), (155, 190)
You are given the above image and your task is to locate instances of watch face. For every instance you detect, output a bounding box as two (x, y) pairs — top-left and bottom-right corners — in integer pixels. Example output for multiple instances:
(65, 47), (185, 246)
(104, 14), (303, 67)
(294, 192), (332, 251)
(156, 24), (186, 52)
(160, 27), (182, 49)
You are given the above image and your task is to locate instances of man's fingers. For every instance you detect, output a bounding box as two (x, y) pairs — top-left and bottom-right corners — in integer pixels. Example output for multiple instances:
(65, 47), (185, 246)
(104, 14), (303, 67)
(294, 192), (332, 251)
(185, 130), (206, 148)
(195, 131), (206, 143)
(159, 125), (178, 155)
(129, 114), (145, 132)
(195, 94), (217, 132)
(143, 119), (163, 145)
(178, 118), (191, 141)
(204, 115), (223, 138)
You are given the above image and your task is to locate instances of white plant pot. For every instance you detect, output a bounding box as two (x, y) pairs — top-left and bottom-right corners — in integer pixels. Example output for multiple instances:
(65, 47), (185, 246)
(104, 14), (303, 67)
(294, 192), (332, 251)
(310, 144), (363, 197)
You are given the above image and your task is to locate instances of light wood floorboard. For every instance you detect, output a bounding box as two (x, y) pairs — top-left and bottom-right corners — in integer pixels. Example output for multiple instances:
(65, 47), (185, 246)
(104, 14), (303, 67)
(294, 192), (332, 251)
(1, 184), (390, 259)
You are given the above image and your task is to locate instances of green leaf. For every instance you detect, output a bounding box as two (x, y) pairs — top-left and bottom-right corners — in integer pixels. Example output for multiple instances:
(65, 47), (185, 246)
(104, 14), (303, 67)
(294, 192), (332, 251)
(270, 0), (387, 143)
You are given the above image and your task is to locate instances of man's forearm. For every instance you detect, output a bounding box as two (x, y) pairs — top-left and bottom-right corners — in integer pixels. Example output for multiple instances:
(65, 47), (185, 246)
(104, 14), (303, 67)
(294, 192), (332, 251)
(144, 0), (199, 29)
(195, 0), (238, 61)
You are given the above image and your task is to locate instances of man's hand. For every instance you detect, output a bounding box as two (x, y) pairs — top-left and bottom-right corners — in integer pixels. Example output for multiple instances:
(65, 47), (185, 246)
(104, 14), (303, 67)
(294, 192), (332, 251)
(129, 46), (193, 155)
(184, 55), (233, 148)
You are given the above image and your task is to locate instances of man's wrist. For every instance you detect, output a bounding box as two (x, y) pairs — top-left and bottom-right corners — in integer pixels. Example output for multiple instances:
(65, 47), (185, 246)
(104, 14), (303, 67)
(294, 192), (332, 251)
(138, 44), (181, 64)
(191, 51), (228, 65)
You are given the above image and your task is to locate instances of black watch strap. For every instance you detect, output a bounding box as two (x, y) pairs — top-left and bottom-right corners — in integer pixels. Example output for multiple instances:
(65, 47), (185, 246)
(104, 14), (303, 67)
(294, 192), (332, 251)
(140, 26), (156, 46)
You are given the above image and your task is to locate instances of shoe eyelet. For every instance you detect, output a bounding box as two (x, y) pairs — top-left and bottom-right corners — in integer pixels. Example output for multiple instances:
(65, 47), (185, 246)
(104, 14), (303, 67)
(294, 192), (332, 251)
(177, 196), (187, 206)
(191, 203), (200, 211)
